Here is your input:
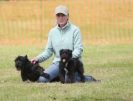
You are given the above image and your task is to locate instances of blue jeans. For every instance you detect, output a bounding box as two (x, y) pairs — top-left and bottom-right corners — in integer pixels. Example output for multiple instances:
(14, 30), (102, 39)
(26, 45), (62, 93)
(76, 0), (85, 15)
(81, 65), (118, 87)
(37, 62), (96, 83)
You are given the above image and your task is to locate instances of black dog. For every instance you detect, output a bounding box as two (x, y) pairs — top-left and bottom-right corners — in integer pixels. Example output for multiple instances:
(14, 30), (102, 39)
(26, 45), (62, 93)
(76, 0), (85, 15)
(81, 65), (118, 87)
(59, 49), (85, 83)
(15, 55), (50, 82)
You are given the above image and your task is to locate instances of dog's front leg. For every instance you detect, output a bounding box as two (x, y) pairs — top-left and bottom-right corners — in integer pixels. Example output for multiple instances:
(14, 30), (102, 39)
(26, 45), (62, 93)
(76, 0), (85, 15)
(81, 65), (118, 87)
(69, 72), (75, 83)
(59, 70), (65, 83)
(59, 62), (66, 83)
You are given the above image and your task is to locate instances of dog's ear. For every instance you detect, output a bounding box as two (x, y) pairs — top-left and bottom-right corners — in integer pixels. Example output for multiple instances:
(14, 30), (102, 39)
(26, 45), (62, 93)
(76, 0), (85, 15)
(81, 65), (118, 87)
(24, 55), (28, 59)
(68, 50), (72, 57)
(60, 49), (63, 56)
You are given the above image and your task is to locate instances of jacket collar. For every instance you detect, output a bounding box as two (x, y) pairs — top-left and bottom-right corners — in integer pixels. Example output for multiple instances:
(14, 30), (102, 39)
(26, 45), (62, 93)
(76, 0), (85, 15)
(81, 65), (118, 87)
(57, 22), (70, 30)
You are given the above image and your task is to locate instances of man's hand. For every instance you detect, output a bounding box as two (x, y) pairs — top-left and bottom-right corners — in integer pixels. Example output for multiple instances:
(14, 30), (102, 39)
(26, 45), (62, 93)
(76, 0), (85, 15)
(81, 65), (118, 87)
(31, 58), (38, 64)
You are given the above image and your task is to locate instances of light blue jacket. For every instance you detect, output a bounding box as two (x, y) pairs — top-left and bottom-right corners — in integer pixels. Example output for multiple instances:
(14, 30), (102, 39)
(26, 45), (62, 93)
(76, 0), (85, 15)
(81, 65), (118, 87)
(36, 22), (83, 63)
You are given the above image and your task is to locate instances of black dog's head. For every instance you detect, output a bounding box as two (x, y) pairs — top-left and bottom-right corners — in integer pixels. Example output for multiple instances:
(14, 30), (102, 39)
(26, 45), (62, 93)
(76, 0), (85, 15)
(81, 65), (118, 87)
(60, 49), (72, 63)
(14, 55), (29, 71)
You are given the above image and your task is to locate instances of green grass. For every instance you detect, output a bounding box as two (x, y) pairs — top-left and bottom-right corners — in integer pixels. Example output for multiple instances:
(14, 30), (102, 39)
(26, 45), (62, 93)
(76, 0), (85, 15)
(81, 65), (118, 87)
(0, 45), (133, 101)
(0, 0), (133, 100)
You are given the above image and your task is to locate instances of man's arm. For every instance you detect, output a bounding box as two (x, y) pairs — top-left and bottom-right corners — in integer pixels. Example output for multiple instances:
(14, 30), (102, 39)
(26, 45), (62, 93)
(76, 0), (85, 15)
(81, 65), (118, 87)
(72, 28), (83, 58)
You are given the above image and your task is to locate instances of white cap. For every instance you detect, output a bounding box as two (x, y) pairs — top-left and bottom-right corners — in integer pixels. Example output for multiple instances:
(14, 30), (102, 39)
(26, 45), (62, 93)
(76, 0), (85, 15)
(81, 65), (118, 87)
(55, 5), (69, 15)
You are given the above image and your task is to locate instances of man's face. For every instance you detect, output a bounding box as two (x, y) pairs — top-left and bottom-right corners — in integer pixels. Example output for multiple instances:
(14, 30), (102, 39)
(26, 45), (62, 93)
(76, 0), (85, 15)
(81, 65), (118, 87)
(56, 13), (68, 27)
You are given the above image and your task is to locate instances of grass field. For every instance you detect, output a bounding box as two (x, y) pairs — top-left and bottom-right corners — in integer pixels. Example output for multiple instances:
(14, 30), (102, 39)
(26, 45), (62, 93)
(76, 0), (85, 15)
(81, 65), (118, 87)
(0, 45), (133, 101)
(0, 0), (133, 101)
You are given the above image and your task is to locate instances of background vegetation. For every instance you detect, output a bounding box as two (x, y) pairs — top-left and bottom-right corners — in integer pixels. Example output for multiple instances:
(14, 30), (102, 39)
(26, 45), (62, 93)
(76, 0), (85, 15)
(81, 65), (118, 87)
(0, 0), (133, 101)
(0, 0), (133, 45)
